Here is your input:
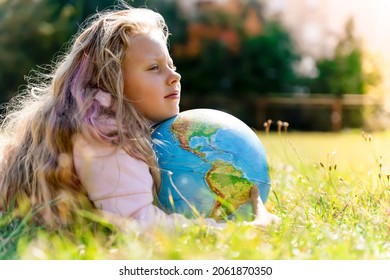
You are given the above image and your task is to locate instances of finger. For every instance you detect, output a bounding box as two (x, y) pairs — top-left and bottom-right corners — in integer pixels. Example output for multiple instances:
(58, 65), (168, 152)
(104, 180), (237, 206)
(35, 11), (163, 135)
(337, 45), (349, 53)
(250, 187), (260, 215)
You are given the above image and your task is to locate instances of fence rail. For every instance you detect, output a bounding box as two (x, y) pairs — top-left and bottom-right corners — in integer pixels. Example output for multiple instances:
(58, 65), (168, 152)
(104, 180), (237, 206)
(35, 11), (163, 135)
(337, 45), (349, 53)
(180, 94), (382, 131)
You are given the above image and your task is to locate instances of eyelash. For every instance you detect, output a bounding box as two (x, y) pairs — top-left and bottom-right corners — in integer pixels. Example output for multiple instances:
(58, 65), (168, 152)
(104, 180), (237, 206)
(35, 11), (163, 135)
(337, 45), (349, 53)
(148, 64), (177, 71)
(149, 65), (159, 71)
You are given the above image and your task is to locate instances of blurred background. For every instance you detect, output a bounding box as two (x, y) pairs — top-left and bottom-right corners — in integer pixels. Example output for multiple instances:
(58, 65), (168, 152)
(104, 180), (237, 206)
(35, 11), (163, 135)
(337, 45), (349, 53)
(1, 0), (390, 131)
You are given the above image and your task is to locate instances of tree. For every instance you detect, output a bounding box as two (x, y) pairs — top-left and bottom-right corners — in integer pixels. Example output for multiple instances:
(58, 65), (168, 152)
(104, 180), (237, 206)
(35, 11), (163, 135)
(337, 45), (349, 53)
(237, 21), (299, 95)
(0, 0), (125, 103)
(309, 18), (381, 95)
(172, 9), (299, 96)
(0, 0), (77, 101)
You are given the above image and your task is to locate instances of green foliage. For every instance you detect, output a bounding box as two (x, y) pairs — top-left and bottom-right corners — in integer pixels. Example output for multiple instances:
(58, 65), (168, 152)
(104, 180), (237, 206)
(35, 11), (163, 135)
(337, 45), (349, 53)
(0, 0), (134, 102)
(0, 204), (40, 259)
(0, 0), (80, 102)
(306, 19), (381, 95)
(237, 22), (299, 95)
(174, 19), (299, 97)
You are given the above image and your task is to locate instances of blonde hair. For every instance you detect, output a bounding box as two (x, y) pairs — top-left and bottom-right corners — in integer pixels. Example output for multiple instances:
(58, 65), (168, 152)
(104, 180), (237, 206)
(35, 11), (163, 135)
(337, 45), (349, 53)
(0, 4), (167, 225)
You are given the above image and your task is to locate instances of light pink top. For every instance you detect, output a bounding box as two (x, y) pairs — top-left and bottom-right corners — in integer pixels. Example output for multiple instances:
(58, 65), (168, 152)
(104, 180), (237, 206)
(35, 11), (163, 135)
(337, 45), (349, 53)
(73, 134), (221, 230)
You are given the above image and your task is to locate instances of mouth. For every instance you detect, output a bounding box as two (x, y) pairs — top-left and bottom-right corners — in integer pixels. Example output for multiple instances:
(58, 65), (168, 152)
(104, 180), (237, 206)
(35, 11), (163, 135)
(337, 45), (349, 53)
(164, 91), (180, 99)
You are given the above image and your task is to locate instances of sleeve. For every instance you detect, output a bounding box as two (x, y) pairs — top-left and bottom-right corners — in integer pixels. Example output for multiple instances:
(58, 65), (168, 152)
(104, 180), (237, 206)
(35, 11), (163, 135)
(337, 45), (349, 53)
(72, 134), (223, 231)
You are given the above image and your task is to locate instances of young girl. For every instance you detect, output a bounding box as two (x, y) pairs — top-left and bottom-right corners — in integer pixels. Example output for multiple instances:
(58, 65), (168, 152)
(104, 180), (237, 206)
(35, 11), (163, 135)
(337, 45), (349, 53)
(0, 4), (279, 230)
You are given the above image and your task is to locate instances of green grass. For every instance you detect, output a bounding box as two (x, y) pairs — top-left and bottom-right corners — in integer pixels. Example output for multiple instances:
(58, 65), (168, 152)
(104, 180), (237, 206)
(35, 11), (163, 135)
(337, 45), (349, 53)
(1, 130), (390, 260)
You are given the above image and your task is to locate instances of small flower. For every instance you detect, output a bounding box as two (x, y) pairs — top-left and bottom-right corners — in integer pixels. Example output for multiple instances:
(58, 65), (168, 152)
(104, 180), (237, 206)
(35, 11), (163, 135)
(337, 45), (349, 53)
(277, 120), (283, 134)
(283, 122), (289, 133)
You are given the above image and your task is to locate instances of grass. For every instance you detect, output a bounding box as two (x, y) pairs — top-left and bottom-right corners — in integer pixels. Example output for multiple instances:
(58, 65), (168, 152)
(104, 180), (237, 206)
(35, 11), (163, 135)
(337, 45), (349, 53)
(1, 130), (390, 260)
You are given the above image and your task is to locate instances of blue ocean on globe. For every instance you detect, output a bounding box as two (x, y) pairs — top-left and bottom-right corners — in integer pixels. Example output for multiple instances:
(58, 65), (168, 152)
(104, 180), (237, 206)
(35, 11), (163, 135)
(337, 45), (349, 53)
(151, 109), (270, 221)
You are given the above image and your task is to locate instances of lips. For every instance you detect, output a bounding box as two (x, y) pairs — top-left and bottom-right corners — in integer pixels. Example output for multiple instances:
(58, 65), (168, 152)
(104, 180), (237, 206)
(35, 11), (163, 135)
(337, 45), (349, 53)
(164, 91), (180, 99)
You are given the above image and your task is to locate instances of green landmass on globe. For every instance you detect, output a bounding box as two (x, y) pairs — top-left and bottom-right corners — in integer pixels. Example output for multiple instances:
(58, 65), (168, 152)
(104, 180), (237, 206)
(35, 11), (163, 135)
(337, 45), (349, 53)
(206, 160), (255, 219)
(171, 113), (220, 158)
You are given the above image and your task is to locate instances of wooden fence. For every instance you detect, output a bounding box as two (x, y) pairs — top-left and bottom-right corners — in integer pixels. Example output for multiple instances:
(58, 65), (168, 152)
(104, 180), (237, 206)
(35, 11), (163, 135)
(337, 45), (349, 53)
(180, 94), (382, 131)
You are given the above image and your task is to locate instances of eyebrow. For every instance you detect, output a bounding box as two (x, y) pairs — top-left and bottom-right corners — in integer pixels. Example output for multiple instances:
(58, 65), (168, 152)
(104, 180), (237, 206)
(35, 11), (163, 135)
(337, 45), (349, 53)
(142, 54), (174, 65)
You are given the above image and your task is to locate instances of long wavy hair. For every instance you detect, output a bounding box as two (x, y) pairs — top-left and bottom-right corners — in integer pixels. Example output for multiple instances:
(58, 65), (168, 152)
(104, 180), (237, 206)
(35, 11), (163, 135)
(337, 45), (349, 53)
(0, 4), (166, 225)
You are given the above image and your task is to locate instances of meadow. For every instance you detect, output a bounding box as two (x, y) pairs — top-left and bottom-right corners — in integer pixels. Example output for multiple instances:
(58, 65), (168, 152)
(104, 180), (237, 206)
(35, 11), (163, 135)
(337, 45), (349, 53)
(1, 130), (390, 260)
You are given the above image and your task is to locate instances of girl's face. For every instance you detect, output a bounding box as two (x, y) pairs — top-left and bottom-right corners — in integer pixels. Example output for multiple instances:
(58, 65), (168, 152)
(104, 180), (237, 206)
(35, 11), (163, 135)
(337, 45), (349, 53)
(122, 31), (181, 124)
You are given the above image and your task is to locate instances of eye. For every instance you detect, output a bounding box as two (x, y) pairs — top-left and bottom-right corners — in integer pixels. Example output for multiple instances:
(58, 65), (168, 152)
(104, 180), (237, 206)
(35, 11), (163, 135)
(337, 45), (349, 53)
(148, 64), (159, 71)
(169, 64), (177, 71)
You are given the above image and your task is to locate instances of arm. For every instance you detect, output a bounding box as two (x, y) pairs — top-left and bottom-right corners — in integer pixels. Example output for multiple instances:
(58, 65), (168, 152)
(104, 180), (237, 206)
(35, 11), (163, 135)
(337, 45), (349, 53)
(73, 134), (222, 230)
(248, 187), (280, 228)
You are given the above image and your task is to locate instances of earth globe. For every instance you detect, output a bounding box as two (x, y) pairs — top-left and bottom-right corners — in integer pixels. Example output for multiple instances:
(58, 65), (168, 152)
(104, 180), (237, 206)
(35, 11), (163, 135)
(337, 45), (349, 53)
(151, 109), (270, 221)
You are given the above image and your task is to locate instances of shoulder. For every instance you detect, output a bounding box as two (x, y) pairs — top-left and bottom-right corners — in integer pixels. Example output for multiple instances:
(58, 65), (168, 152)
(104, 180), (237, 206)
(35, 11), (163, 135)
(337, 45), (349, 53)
(72, 133), (150, 172)
(72, 133), (153, 200)
(73, 133), (117, 158)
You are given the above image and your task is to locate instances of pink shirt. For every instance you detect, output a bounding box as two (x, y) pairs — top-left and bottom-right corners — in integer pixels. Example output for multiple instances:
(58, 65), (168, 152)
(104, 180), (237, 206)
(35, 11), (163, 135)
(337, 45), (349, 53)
(72, 134), (220, 230)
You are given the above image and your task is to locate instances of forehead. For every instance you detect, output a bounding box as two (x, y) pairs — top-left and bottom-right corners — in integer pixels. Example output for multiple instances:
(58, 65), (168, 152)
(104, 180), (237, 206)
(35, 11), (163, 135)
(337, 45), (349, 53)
(127, 31), (168, 58)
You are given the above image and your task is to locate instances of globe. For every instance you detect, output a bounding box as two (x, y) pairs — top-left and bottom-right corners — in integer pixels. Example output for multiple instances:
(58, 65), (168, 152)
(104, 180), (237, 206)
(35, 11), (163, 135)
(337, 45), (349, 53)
(151, 109), (270, 221)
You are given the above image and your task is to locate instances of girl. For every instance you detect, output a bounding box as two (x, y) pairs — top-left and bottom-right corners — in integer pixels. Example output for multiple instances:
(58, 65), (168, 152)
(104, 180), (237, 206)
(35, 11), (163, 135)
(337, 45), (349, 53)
(0, 4), (279, 230)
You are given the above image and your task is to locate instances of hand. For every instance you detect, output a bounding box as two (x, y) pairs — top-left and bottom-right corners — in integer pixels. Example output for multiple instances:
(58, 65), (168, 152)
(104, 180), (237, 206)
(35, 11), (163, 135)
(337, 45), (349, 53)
(244, 187), (281, 228)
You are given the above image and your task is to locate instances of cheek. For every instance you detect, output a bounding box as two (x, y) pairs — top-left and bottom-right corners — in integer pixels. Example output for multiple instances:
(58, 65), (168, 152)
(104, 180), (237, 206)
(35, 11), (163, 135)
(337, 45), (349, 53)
(122, 66), (139, 99)
(123, 77), (140, 100)
(123, 71), (152, 100)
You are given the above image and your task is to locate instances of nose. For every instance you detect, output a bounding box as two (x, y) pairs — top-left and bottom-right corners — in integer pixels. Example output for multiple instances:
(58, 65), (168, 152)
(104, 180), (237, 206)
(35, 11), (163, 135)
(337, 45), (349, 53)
(168, 69), (181, 86)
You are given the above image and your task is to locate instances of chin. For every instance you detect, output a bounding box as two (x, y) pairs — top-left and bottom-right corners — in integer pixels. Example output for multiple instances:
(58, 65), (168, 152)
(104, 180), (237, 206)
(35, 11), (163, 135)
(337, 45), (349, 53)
(152, 114), (177, 124)
(169, 107), (180, 118)
(165, 112), (179, 121)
